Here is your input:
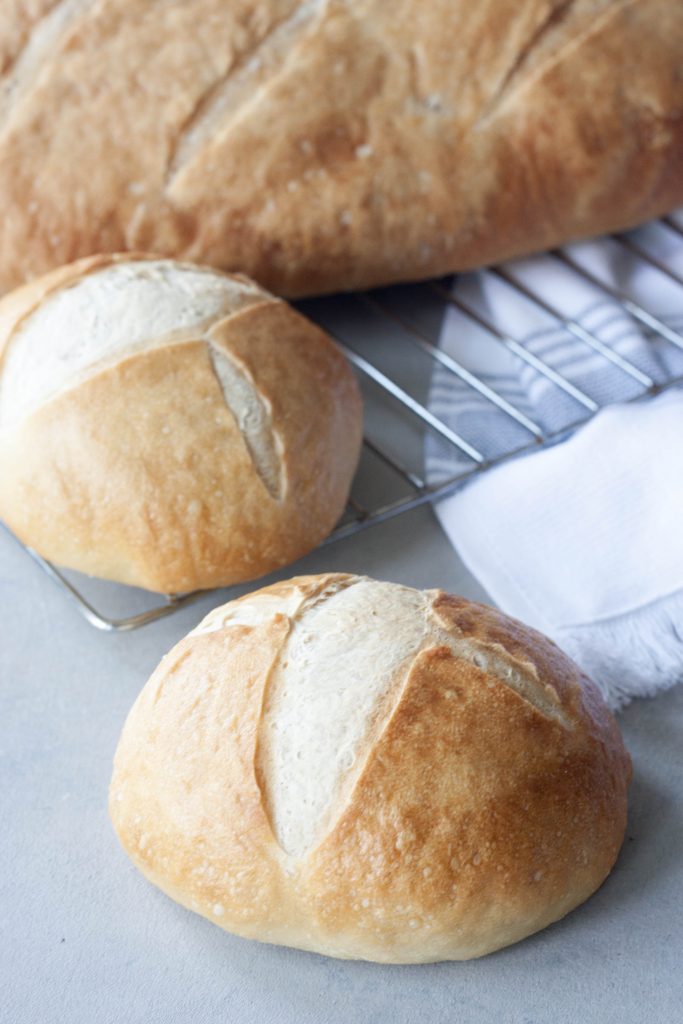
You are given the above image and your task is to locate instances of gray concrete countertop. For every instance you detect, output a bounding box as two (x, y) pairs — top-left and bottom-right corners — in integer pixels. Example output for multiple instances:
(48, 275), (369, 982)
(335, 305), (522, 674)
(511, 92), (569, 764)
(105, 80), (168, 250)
(1, 506), (681, 1024)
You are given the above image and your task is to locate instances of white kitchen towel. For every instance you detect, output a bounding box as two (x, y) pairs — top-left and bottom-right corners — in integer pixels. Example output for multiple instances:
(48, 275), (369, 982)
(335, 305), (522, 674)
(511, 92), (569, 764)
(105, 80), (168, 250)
(426, 212), (683, 710)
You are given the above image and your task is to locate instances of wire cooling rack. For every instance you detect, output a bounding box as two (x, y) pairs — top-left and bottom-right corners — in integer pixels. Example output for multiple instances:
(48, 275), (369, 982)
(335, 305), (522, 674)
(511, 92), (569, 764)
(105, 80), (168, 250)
(6, 219), (683, 630)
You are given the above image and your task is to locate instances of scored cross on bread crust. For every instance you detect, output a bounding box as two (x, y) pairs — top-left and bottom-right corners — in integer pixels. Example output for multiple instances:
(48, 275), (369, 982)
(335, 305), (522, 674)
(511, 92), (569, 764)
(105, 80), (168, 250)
(0, 254), (268, 428)
(110, 573), (630, 962)
(248, 576), (571, 860)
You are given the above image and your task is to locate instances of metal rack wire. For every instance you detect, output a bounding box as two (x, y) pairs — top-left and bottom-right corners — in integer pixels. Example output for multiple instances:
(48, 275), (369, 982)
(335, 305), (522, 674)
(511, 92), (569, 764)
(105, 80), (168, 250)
(7, 221), (683, 630)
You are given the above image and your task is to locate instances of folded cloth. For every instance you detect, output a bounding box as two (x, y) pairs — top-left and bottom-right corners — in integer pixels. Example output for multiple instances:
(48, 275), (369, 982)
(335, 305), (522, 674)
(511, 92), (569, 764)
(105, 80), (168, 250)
(426, 212), (683, 710)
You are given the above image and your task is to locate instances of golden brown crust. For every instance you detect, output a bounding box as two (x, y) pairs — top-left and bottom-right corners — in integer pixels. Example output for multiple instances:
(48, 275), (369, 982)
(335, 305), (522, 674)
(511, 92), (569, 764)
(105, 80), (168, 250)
(110, 574), (631, 962)
(0, 260), (362, 592)
(306, 594), (630, 960)
(0, 1), (681, 296)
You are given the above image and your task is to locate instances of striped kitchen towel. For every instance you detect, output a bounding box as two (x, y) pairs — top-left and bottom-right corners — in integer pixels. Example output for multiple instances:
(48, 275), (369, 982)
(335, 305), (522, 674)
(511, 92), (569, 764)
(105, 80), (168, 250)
(427, 213), (683, 709)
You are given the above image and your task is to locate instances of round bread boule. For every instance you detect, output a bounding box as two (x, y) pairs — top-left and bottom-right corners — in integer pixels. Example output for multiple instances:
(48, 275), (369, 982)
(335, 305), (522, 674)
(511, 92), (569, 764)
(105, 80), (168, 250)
(0, 255), (362, 592)
(110, 573), (631, 963)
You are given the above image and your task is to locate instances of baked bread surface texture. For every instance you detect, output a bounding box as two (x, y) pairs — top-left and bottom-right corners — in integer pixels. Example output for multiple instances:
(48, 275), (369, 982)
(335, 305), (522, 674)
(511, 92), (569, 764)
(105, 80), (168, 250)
(0, 255), (362, 592)
(110, 574), (631, 962)
(0, 1), (681, 296)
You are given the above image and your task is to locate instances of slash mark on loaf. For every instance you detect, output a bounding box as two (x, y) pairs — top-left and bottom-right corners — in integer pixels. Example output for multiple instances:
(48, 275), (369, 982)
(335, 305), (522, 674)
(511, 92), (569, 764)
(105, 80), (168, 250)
(165, 0), (327, 188)
(477, 0), (633, 126)
(206, 340), (283, 500)
(0, 0), (98, 132)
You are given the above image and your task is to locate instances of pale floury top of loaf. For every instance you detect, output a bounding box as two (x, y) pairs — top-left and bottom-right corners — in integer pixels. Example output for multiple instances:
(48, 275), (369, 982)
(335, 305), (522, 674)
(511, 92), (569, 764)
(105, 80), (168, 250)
(0, 260), (263, 419)
(0, 259), (281, 495)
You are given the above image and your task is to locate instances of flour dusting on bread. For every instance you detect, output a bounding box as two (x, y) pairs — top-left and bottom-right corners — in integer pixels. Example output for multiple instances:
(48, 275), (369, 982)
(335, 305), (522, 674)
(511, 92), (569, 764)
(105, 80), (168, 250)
(256, 578), (430, 857)
(0, 259), (264, 429)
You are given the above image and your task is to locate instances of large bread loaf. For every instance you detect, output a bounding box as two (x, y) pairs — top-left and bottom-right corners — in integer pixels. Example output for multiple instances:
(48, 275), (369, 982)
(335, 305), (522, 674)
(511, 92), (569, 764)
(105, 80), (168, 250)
(0, 1), (681, 295)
